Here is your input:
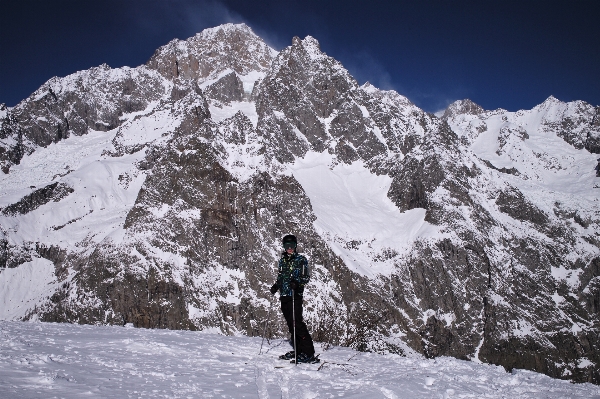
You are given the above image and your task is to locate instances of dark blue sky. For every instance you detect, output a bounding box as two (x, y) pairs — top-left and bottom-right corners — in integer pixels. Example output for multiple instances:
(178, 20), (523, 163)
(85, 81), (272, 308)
(1, 0), (598, 113)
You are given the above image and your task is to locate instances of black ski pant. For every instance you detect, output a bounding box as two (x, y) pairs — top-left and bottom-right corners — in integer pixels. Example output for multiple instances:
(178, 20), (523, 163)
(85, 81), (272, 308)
(280, 296), (315, 356)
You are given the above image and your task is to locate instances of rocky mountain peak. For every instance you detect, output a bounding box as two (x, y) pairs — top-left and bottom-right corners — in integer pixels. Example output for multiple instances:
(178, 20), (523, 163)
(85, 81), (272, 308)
(528, 95), (600, 153)
(255, 33), (372, 163)
(194, 22), (254, 40)
(441, 99), (484, 120)
(146, 23), (277, 83)
(541, 94), (560, 105)
(297, 36), (322, 59)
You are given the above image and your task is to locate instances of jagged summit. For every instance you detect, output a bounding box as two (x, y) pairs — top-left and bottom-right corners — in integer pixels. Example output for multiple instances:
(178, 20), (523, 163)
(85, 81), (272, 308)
(194, 22), (254, 39)
(146, 23), (277, 82)
(540, 94), (560, 104)
(291, 35), (323, 60)
(440, 99), (485, 120)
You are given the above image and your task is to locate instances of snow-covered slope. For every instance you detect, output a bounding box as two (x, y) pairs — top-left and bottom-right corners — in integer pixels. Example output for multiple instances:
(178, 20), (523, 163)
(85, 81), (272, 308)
(290, 151), (441, 277)
(0, 24), (599, 384)
(1, 320), (599, 398)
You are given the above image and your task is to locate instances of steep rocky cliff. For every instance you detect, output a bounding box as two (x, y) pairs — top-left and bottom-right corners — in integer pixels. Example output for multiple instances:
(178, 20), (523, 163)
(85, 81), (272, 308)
(1, 23), (598, 384)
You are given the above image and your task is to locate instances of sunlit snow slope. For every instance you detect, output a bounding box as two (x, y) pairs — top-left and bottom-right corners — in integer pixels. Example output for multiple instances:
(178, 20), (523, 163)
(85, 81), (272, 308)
(1, 321), (599, 399)
(291, 151), (441, 277)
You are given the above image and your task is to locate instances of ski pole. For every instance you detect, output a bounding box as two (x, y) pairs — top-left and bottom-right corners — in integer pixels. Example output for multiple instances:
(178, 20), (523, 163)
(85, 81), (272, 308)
(292, 289), (297, 365)
(259, 297), (275, 355)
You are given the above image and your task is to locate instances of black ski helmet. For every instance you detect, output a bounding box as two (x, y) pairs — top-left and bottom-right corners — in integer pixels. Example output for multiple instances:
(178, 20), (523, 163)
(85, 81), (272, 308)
(282, 234), (297, 249)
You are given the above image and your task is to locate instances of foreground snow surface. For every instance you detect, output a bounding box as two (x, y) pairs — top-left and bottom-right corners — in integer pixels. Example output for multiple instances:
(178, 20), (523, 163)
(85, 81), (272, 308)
(1, 322), (598, 398)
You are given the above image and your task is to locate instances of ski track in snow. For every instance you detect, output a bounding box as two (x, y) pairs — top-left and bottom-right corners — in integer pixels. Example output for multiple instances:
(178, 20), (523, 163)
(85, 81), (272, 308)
(1, 321), (598, 399)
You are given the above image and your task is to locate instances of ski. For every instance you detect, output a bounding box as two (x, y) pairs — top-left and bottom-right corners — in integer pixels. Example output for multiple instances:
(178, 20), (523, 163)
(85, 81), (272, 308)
(290, 354), (320, 364)
(278, 351), (295, 361)
(277, 353), (320, 364)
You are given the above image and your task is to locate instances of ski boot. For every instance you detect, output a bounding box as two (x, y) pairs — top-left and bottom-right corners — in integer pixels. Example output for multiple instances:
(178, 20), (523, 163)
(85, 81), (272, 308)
(278, 351), (295, 360)
(294, 353), (320, 364)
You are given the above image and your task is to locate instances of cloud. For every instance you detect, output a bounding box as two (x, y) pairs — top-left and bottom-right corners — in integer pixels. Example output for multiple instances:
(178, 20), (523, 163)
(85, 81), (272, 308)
(126, 0), (290, 54)
(177, 0), (244, 35)
(128, 0), (245, 42)
(401, 85), (470, 114)
(324, 48), (461, 114)
(247, 25), (289, 52)
(339, 50), (397, 92)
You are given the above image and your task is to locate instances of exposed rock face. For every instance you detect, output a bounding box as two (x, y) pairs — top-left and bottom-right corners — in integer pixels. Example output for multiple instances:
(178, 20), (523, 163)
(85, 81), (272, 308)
(441, 99), (484, 120)
(534, 96), (600, 153)
(0, 65), (167, 173)
(1, 23), (599, 385)
(146, 23), (276, 82)
(496, 188), (549, 225)
(0, 236), (7, 268)
(203, 71), (245, 104)
(1, 182), (73, 216)
(586, 106), (600, 153)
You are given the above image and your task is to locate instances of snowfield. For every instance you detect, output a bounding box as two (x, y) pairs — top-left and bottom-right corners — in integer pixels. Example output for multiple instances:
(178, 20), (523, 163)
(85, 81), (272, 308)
(1, 321), (599, 398)
(291, 151), (442, 277)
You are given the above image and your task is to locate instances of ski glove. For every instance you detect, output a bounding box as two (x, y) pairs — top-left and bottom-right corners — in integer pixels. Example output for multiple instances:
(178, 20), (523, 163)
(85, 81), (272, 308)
(270, 283), (278, 295)
(289, 281), (298, 291)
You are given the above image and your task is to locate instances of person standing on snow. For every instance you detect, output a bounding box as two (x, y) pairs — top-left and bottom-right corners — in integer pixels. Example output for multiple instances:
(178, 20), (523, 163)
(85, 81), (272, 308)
(270, 234), (318, 363)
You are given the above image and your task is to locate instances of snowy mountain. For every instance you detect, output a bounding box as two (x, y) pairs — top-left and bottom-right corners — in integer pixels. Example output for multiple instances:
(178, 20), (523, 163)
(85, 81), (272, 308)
(2, 320), (599, 398)
(0, 23), (598, 384)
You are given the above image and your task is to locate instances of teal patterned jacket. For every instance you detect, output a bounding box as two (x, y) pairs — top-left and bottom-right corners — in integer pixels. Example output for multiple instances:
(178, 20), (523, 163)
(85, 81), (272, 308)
(276, 252), (310, 297)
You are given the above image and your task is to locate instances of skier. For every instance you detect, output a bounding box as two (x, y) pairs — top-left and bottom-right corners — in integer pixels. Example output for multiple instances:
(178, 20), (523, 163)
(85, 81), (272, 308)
(270, 234), (319, 363)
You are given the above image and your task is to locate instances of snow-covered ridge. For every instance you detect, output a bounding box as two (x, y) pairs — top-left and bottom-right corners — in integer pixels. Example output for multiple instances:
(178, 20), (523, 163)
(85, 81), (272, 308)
(299, 35), (324, 61)
(1, 321), (598, 398)
(195, 22), (254, 40)
(447, 96), (599, 204)
(0, 104), (8, 119)
(0, 128), (146, 249)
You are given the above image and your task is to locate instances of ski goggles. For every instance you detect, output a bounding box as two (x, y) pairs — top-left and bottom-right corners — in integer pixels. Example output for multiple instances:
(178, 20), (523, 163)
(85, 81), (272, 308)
(283, 241), (296, 250)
